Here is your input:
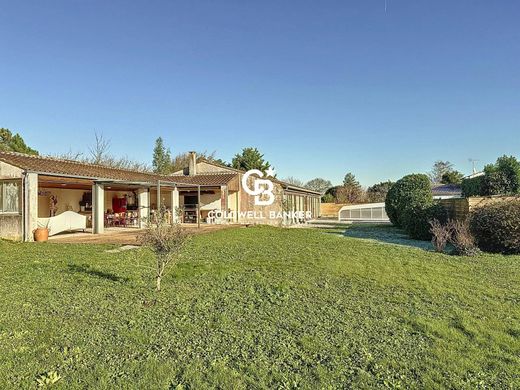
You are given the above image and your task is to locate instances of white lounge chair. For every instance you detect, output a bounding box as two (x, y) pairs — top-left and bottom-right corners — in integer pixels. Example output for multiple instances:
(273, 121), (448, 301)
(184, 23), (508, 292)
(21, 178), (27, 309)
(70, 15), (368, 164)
(38, 211), (87, 236)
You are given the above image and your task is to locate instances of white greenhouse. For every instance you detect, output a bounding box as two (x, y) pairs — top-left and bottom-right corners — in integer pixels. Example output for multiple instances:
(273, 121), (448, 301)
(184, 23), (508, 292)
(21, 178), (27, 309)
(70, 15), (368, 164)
(338, 202), (390, 223)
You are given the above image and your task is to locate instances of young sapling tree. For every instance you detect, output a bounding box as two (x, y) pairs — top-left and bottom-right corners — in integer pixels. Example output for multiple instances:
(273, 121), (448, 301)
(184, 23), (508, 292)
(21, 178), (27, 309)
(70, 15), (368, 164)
(138, 206), (191, 291)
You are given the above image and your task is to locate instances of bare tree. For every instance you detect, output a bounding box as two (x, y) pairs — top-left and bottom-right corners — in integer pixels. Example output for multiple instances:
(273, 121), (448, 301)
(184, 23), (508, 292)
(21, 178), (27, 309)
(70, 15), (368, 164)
(305, 178), (332, 194)
(283, 176), (306, 188)
(51, 147), (85, 161)
(89, 132), (111, 165)
(170, 150), (221, 173)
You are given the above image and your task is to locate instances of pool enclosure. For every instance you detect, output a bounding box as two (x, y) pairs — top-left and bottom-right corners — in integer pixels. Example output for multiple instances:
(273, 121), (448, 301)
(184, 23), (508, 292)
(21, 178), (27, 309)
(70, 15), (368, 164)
(338, 202), (389, 222)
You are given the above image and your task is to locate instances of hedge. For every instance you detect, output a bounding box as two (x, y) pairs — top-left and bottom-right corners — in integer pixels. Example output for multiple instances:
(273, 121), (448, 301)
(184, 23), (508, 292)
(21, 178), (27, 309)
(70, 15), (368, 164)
(470, 200), (520, 254)
(461, 176), (485, 197)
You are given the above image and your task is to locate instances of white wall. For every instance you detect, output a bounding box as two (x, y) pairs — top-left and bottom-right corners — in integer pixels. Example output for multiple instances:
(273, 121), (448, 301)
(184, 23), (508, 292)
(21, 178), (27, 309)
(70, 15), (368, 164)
(38, 188), (85, 218)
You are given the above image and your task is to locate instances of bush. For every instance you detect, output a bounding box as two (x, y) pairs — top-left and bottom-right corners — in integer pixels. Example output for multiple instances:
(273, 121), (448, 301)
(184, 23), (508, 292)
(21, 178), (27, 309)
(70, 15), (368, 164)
(449, 220), (480, 256)
(461, 175), (485, 197)
(385, 174), (433, 227)
(429, 219), (452, 253)
(470, 200), (520, 254)
(402, 203), (448, 241)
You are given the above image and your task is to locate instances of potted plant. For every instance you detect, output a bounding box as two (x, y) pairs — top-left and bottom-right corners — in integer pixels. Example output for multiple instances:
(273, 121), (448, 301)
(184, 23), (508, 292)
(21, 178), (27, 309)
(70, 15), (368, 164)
(34, 221), (49, 242)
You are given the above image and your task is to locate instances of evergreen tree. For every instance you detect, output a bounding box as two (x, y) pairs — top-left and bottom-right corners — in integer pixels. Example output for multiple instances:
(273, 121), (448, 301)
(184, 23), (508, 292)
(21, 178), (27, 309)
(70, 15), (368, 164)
(231, 147), (271, 172)
(337, 173), (365, 203)
(152, 137), (172, 174)
(428, 161), (455, 183)
(0, 128), (38, 155)
(441, 171), (464, 185)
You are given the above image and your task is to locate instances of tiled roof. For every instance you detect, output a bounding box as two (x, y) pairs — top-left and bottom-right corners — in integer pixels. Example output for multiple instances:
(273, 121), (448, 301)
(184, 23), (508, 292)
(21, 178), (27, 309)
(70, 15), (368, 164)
(170, 173), (237, 186)
(431, 184), (462, 196)
(0, 151), (320, 194)
(0, 151), (235, 187)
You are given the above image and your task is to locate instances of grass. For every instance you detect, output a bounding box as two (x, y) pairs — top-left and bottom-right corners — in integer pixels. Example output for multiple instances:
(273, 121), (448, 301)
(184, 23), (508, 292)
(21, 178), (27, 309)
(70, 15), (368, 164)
(0, 225), (519, 389)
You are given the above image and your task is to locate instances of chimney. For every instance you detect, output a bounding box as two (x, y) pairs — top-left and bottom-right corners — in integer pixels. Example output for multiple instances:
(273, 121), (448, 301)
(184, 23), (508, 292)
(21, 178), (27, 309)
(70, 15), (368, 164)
(188, 151), (197, 176)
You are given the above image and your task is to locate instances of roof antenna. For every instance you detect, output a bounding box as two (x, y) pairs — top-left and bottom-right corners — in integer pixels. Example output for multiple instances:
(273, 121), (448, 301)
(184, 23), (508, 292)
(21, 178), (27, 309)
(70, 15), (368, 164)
(468, 158), (479, 174)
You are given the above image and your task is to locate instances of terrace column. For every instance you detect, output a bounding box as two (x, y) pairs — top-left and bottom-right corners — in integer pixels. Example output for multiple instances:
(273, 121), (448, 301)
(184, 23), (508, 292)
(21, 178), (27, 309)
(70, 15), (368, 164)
(220, 185), (228, 223)
(138, 189), (150, 228)
(220, 185), (228, 210)
(92, 183), (104, 234)
(156, 180), (161, 211)
(171, 187), (179, 223)
(23, 172), (38, 242)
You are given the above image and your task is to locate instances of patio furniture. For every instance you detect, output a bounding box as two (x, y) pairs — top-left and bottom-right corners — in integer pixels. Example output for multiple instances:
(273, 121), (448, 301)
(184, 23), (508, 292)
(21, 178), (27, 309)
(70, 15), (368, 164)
(38, 211), (87, 236)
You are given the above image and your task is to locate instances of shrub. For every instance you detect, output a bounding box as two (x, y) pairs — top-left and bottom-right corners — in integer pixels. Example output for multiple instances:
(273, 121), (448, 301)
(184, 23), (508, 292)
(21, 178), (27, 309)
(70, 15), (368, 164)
(429, 219), (452, 253)
(449, 220), (480, 256)
(461, 175), (485, 197)
(385, 174), (433, 227)
(402, 203), (448, 241)
(470, 200), (520, 254)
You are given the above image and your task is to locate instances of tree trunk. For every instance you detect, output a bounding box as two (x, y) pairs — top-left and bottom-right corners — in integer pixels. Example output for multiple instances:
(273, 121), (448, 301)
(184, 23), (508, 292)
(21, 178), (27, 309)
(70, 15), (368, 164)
(156, 276), (161, 291)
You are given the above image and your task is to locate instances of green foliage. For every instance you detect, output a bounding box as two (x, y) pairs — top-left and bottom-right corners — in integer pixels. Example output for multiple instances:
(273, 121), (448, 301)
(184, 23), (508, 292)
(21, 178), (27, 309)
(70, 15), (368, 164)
(321, 193), (335, 203)
(0, 227), (519, 388)
(323, 186), (340, 203)
(305, 177), (332, 194)
(401, 202), (448, 241)
(483, 155), (520, 195)
(152, 137), (172, 174)
(385, 174), (433, 227)
(441, 170), (464, 185)
(231, 147), (271, 171)
(366, 181), (394, 203)
(461, 175), (485, 197)
(0, 128), (38, 155)
(470, 200), (520, 254)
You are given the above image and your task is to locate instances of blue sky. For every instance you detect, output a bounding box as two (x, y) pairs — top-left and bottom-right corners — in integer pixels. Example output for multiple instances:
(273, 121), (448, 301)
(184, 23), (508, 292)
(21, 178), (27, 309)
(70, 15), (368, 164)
(1, 1), (519, 186)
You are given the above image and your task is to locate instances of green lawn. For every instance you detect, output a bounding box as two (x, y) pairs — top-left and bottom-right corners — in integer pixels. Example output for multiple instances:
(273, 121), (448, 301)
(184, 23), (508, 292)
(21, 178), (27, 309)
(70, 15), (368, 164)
(0, 226), (519, 389)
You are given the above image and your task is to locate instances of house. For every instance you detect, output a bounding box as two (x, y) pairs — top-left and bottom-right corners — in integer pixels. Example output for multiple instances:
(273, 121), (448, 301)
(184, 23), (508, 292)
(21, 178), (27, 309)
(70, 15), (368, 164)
(431, 184), (463, 199)
(0, 151), (321, 241)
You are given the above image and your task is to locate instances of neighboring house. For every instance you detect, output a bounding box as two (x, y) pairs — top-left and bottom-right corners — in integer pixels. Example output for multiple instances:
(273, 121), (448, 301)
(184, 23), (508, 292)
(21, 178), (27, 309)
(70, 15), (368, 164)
(466, 171), (485, 179)
(431, 184), (463, 199)
(0, 151), (320, 241)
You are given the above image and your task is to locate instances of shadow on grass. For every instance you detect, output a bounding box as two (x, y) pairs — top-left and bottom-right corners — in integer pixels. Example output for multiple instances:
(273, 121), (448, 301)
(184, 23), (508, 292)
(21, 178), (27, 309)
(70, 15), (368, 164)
(342, 224), (433, 250)
(67, 264), (129, 282)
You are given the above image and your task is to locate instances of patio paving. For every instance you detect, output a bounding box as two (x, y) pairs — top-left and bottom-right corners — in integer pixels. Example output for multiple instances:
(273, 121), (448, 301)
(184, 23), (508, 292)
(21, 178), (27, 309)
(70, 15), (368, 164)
(47, 224), (237, 245)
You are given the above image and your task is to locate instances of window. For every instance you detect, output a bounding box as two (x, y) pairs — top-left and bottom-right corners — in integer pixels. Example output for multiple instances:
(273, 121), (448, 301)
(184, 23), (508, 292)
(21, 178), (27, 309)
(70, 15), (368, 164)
(0, 181), (21, 213)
